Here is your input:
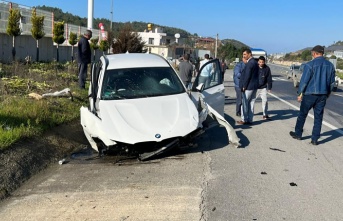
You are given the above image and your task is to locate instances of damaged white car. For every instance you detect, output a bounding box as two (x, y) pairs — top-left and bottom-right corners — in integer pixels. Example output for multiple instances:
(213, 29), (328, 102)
(80, 53), (240, 160)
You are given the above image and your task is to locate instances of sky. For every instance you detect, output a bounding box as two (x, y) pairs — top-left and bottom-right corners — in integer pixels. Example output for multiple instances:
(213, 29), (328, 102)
(7, 0), (343, 54)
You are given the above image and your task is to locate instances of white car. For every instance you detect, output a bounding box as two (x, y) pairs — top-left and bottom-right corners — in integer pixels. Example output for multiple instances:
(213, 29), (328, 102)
(80, 53), (240, 160)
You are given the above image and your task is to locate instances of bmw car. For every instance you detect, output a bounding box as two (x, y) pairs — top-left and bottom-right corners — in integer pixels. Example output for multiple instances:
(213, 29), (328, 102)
(80, 53), (240, 160)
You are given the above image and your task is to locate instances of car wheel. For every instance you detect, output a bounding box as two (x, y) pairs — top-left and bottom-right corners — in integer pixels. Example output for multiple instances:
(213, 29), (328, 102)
(293, 78), (299, 88)
(333, 87), (337, 92)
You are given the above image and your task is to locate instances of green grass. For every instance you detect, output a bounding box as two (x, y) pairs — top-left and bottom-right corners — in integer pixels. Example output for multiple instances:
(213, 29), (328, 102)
(0, 62), (88, 150)
(336, 72), (343, 79)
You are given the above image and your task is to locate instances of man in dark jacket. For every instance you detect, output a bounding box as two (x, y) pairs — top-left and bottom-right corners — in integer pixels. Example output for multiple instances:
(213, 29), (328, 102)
(290, 45), (336, 145)
(178, 54), (193, 88)
(237, 49), (259, 125)
(77, 30), (92, 89)
(251, 56), (272, 120)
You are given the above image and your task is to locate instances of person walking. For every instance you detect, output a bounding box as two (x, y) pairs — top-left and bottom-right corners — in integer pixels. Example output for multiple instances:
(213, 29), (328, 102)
(233, 57), (246, 116)
(289, 45), (336, 145)
(237, 49), (259, 125)
(178, 54), (194, 88)
(77, 30), (92, 89)
(220, 59), (228, 83)
(251, 56), (272, 120)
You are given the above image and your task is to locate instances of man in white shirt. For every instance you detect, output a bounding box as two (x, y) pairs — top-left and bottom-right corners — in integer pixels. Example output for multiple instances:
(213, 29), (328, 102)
(198, 54), (212, 88)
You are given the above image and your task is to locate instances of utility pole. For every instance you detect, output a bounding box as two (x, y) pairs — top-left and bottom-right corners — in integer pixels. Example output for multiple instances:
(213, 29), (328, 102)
(87, 0), (94, 30)
(215, 33), (218, 58)
(110, 0), (113, 30)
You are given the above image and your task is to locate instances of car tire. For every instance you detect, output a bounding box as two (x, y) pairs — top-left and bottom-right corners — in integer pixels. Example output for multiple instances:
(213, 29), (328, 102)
(333, 87), (337, 92)
(293, 78), (299, 88)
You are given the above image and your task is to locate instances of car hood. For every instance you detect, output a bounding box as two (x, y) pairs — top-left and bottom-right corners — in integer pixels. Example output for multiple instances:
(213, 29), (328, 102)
(98, 93), (199, 144)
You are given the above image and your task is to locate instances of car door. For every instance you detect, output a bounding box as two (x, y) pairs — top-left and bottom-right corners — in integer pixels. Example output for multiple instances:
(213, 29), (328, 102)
(191, 58), (225, 116)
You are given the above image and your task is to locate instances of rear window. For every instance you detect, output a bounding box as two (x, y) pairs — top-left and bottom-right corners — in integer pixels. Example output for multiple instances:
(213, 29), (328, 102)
(101, 67), (186, 100)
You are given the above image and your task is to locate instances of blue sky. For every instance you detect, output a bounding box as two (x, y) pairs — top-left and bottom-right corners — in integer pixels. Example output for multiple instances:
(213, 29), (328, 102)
(9, 0), (343, 54)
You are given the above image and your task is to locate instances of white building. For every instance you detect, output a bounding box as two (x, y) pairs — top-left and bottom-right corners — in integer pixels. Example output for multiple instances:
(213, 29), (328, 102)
(137, 27), (188, 59)
(334, 50), (343, 59)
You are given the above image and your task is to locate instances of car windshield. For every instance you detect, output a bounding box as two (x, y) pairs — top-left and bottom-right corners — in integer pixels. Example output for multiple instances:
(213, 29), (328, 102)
(293, 65), (300, 70)
(101, 67), (186, 100)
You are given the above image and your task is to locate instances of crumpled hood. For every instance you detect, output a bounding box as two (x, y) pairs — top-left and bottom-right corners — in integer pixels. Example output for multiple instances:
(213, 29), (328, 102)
(98, 93), (199, 144)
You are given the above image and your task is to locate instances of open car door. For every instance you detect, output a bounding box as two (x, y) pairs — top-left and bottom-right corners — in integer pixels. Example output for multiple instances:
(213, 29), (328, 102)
(191, 58), (225, 116)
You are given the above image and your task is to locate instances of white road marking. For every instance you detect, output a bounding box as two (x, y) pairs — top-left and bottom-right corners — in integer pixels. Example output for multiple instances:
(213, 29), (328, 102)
(268, 92), (343, 135)
(272, 77), (287, 81)
(333, 93), (343, 98)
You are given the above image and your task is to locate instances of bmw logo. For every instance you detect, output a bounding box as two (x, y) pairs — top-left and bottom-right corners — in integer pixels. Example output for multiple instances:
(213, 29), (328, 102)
(155, 134), (161, 139)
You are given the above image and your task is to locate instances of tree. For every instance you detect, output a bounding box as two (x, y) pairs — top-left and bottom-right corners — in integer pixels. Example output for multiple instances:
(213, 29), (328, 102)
(90, 38), (99, 61)
(52, 21), (65, 62)
(99, 40), (109, 55)
(31, 8), (45, 62)
(301, 50), (311, 61)
(112, 24), (146, 54)
(68, 32), (78, 62)
(6, 8), (21, 61)
(217, 43), (245, 63)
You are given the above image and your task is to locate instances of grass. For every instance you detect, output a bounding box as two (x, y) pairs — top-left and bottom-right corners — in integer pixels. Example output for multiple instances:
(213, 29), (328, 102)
(336, 72), (343, 79)
(0, 61), (88, 150)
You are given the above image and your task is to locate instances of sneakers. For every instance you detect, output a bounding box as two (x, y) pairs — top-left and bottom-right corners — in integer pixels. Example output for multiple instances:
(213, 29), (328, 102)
(236, 120), (246, 125)
(310, 140), (318, 145)
(263, 115), (270, 120)
(289, 131), (301, 140)
(236, 120), (252, 125)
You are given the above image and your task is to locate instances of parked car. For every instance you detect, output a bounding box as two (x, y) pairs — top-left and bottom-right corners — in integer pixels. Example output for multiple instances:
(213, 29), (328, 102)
(80, 53), (240, 160)
(287, 63), (305, 87)
(333, 76), (339, 92)
(287, 64), (339, 90)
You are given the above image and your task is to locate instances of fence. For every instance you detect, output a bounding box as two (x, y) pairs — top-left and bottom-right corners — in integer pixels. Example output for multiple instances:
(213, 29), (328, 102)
(0, 0), (107, 62)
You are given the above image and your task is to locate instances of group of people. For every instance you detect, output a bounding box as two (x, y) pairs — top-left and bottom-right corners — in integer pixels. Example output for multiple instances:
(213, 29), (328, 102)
(178, 53), (228, 88)
(233, 49), (272, 125)
(233, 46), (336, 146)
(77, 33), (336, 145)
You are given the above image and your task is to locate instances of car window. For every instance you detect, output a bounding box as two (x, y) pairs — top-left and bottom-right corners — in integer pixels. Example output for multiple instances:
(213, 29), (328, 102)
(101, 67), (185, 100)
(193, 59), (222, 90)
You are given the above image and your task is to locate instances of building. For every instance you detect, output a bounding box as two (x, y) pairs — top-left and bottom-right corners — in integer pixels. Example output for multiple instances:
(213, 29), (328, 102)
(334, 50), (343, 59)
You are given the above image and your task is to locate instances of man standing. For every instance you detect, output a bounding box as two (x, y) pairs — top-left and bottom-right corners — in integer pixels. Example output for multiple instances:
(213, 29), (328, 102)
(77, 30), (92, 89)
(198, 54), (212, 88)
(233, 57), (246, 116)
(237, 49), (259, 125)
(178, 54), (193, 88)
(220, 59), (228, 83)
(290, 45), (336, 145)
(251, 56), (272, 120)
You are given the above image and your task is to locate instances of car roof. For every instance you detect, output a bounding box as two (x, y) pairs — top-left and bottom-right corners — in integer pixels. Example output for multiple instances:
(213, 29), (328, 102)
(104, 53), (170, 70)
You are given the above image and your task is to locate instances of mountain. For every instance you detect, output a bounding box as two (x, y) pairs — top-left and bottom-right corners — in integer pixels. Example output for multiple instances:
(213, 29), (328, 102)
(36, 5), (191, 37)
(221, 39), (249, 49)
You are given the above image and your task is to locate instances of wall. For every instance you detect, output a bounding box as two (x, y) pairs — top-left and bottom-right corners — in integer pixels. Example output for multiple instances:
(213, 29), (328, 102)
(0, 33), (103, 63)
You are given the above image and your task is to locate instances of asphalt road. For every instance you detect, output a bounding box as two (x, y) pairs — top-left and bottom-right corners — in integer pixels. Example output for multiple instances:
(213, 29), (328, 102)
(1, 68), (343, 221)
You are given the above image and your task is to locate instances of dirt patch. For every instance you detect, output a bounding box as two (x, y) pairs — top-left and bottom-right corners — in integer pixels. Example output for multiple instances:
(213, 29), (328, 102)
(0, 120), (88, 200)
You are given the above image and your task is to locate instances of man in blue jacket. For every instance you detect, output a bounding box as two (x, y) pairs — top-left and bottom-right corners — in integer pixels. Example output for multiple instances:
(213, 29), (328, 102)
(77, 30), (92, 89)
(237, 49), (259, 125)
(233, 57), (246, 116)
(290, 45), (336, 145)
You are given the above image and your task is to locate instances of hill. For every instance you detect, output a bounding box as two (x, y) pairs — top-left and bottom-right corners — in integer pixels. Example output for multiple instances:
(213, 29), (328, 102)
(221, 39), (249, 49)
(36, 5), (191, 37)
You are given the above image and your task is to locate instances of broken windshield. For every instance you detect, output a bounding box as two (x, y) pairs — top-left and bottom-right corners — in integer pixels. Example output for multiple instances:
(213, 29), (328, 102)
(101, 67), (186, 100)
